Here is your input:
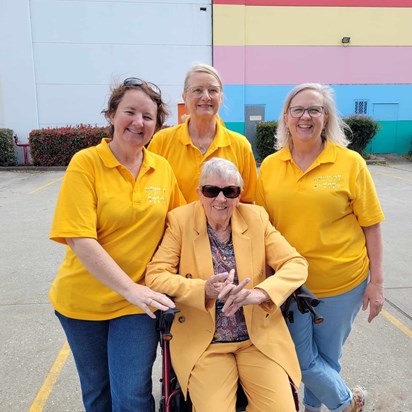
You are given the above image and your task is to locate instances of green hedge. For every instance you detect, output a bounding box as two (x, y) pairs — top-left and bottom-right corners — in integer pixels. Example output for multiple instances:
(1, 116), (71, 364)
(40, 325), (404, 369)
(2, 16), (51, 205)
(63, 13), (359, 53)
(345, 116), (380, 154)
(256, 121), (278, 161)
(256, 116), (380, 161)
(29, 124), (108, 166)
(0, 128), (18, 166)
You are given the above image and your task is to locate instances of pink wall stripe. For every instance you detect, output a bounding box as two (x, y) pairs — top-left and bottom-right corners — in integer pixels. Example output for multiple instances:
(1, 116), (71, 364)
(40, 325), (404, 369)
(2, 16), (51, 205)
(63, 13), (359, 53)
(214, 46), (412, 85)
(213, 0), (412, 6)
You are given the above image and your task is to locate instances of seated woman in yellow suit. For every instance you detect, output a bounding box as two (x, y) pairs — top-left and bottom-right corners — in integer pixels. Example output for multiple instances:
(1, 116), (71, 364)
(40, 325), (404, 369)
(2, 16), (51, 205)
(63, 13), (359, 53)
(146, 158), (308, 412)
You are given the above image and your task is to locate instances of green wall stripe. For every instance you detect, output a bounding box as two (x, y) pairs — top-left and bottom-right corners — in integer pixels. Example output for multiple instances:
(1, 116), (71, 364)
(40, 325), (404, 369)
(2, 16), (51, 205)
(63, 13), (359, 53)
(225, 122), (245, 135)
(366, 120), (412, 154)
(226, 120), (412, 155)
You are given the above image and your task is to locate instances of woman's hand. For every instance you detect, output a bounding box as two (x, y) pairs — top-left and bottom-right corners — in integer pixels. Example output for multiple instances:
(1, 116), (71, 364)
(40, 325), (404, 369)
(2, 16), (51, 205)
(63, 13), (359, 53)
(124, 284), (175, 319)
(362, 282), (384, 323)
(205, 270), (232, 300)
(216, 270), (251, 317)
(221, 288), (270, 317)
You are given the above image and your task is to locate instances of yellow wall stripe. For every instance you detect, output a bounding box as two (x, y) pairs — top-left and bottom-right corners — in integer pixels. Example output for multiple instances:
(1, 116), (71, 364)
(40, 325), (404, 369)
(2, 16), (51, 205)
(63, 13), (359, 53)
(214, 5), (412, 46)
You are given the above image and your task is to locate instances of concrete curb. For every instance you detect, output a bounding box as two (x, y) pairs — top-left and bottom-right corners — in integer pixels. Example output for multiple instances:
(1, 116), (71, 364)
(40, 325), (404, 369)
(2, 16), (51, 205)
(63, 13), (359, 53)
(0, 166), (67, 171)
(365, 157), (387, 165)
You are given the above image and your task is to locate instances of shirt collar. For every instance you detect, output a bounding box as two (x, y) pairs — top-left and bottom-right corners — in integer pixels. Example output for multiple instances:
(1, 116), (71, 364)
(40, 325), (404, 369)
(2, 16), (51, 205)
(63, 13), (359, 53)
(278, 140), (337, 165)
(180, 116), (230, 148)
(96, 138), (157, 171)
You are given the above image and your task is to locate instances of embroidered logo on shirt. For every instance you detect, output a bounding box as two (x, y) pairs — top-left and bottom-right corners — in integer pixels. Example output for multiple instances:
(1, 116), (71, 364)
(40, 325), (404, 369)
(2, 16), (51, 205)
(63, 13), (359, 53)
(313, 175), (342, 190)
(145, 186), (167, 204)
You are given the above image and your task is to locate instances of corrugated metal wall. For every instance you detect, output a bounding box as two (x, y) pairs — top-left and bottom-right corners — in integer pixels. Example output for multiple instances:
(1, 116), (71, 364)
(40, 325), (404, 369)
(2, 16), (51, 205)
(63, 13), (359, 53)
(0, 0), (213, 140)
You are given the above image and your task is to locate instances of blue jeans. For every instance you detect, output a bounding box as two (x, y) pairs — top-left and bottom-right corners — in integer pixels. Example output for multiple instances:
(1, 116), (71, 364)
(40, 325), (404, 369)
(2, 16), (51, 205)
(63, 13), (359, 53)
(287, 280), (367, 412)
(55, 311), (158, 412)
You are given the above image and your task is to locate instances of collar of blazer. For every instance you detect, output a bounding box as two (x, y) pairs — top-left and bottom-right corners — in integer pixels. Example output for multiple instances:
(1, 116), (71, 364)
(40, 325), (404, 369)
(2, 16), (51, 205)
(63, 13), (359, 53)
(192, 201), (249, 236)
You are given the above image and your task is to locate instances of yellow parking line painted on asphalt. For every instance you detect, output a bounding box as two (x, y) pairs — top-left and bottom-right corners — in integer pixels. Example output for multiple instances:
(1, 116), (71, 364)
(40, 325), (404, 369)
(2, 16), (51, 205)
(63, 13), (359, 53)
(28, 177), (63, 194)
(29, 340), (71, 412)
(381, 309), (412, 339)
(374, 170), (412, 184)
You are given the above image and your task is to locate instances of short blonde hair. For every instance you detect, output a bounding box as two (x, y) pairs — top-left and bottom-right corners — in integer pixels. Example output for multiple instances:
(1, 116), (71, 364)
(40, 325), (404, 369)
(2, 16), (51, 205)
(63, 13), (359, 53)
(183, 63), (223, 91)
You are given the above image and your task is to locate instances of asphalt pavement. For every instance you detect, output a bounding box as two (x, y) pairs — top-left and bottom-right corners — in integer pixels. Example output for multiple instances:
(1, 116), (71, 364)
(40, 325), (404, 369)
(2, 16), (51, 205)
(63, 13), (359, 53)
(0, 156), (411, 412)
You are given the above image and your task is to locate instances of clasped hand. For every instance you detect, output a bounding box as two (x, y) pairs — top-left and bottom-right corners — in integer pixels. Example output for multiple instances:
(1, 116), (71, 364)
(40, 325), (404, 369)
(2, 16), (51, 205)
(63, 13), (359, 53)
(205, 269), (260, 317)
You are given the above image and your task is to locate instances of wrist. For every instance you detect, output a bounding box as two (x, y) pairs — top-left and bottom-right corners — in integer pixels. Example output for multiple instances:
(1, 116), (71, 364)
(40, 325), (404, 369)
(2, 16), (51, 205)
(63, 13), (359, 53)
(369, 281), (384, 288)
(254, 288), (270, 304)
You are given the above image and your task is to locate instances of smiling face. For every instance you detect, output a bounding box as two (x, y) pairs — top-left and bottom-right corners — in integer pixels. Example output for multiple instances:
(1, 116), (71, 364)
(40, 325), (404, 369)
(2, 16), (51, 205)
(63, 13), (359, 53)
(183, 72), (223, 121)
(109, 88), (158, 149)
(284, 89), (328, 146)
(197, 175), (240, 230)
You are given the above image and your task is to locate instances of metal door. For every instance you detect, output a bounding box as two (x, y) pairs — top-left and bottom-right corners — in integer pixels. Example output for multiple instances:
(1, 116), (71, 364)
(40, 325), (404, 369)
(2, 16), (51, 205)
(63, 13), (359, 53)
(369, 103), (399, 153)
(245, 105), (265, 156)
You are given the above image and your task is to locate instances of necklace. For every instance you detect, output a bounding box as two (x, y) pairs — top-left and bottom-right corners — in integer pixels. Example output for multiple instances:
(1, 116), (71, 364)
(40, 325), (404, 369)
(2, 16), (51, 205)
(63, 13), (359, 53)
(191, 137), (212, 155)
(196, 144), (208, 155)
(190, 128), (215, 155)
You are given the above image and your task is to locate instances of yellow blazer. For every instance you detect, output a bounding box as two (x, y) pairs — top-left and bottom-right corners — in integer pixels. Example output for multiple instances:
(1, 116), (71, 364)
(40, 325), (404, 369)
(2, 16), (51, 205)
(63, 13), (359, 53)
(146, 202), (308, 396)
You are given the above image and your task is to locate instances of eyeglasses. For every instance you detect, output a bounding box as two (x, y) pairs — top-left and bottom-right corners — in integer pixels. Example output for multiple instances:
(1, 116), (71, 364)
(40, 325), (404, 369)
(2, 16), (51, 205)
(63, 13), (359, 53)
(289, 106), (325, 118)
(123, 77), (162, 96)
(187, 87), (221, 97)
(201, 185), (241, 199)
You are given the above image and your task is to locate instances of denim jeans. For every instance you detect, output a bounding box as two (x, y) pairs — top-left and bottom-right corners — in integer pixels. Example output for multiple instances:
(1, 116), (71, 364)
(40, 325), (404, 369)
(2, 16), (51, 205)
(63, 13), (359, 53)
(55, 311), (158, 412)
(287, 280), (367, 412)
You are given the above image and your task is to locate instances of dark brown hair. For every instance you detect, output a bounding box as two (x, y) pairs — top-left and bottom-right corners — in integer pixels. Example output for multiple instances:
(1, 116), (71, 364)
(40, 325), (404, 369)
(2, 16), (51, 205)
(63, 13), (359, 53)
(101, 80), (169, 137)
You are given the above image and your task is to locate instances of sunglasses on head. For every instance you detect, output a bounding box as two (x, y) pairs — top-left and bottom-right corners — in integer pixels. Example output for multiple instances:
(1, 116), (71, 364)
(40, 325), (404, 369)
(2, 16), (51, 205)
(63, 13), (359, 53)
(123, 77), (162, 96)
(201, 185), (241, 199)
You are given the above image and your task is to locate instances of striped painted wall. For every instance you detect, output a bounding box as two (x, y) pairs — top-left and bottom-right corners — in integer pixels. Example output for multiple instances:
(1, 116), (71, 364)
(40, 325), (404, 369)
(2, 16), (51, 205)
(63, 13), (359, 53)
(213, 1), (412, 6)
(213, 1), (412, 154)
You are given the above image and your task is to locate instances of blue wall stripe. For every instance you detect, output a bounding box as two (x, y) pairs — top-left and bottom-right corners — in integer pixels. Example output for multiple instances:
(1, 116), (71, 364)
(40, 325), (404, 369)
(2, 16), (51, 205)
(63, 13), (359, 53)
(220, 84), (412, 123)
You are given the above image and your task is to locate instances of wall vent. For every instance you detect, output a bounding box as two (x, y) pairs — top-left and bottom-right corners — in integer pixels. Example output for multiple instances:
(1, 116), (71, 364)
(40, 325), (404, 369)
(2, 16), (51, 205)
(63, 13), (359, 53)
(354, 100), (368, 115)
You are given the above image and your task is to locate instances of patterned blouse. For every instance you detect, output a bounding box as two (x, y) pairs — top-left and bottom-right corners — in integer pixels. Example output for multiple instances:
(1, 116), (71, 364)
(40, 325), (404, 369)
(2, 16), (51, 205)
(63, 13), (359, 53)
(207, 224), (249, 343)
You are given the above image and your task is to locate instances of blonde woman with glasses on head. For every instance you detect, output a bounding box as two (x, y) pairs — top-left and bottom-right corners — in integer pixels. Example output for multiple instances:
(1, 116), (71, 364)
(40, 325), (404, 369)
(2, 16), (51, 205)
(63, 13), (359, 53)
(148, 63), (257, 204)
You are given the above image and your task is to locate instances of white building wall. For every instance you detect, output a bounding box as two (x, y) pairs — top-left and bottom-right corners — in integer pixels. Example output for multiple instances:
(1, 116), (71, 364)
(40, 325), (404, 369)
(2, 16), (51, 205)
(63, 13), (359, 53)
(0, 0), (39, 141)
(1, 0), (212, 142)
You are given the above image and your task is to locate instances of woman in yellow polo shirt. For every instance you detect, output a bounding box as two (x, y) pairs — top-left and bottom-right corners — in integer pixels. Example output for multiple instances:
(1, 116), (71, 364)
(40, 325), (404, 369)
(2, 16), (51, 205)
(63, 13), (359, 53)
(148, 63), (257, 203)
(256, 83), (384, 412)
(49, 78), (184, 411)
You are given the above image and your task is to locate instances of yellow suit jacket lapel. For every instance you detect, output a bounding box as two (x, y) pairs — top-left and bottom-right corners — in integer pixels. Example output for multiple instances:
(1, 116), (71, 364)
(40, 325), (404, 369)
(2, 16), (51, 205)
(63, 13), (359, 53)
(193, 202), (214, 280)
(231, 207), (254, 286)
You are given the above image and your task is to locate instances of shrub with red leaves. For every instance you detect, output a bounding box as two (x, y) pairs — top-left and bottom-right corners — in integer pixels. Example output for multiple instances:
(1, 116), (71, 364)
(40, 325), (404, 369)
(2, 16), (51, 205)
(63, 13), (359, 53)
(29, 124), (109, 166)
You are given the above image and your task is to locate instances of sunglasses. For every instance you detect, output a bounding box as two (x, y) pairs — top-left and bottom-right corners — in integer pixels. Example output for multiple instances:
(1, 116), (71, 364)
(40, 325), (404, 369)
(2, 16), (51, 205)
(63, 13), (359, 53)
(123, 77), (162, 96)
(201, 185), (241, 199)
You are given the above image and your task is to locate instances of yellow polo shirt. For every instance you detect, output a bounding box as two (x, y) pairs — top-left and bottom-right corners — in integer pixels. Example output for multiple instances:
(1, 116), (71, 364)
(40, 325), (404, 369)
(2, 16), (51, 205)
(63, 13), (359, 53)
(256, 141), (384, 298)
(148, 118), (257, 203)
(49, 139), (185, 320)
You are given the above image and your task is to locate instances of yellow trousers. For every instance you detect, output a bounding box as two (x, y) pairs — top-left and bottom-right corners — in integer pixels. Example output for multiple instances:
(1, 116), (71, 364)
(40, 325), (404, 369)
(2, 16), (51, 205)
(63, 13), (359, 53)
(188, 339), (297, 412)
